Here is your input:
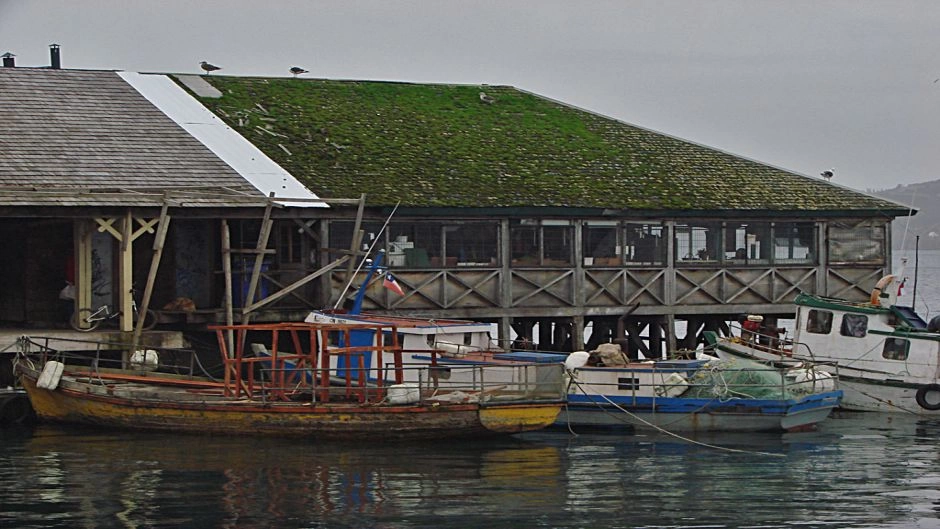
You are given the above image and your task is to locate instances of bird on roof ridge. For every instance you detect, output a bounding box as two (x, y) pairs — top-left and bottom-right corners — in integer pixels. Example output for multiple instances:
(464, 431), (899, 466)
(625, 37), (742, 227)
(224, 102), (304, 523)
(290, 66), (308, 77)
(200, 61), (221, 75)
(479, 92), (495, 104)
(820, 168), (834, 181)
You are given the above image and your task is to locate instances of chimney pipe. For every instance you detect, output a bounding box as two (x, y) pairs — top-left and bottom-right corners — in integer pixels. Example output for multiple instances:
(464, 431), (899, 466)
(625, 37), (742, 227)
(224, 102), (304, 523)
(1, 52), (14, 68)
(49, 43), (60, 69)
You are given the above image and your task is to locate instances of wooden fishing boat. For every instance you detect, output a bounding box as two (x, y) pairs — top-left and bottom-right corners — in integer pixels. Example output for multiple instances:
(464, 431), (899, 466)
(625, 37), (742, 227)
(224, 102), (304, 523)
(304, 311), (841, 432)
(14, 321), (566, 440)
(707, 271), (940, 415)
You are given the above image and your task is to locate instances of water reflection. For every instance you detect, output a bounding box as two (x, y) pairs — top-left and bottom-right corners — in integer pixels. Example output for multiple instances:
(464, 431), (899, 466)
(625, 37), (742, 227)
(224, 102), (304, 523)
(1, 413), (938, 528)
(1, 426), (565, 528)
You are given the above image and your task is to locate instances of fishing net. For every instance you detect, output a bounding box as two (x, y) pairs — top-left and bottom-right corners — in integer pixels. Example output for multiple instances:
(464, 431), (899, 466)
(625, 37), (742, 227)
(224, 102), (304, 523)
(683, 357), (793, 400)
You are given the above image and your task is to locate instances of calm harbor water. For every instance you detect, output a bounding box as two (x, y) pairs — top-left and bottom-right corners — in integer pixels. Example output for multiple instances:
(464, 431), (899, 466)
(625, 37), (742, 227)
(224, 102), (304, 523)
(2, 251), (939, 528)
(1, 412), (939, 529)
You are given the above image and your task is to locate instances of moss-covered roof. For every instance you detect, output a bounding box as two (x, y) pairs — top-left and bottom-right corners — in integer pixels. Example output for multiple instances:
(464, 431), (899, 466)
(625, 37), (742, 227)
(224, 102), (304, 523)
(189, 76), (906, 215)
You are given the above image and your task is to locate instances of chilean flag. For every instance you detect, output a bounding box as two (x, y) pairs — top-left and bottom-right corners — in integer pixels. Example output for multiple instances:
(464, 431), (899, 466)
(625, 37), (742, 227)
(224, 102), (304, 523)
(383, 272), (405, 296)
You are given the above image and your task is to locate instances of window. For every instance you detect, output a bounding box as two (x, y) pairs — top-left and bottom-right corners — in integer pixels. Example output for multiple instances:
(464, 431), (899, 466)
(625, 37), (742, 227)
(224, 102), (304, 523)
(445, 223), (498, 266)
(328, 220), (384, 262)
(510, 220), (573, 267)
(840, 314), (869, 338)
(806, 310), (833, 334)
(774, 222), (816, 264)
(583, 222), (620, 266)
(828, 221), (886, 265)
(387, 223), (441, 267)
(882, 338), (910, 360)
(724, 222), (771, 265)
(675, 222), (721, 264)
(623, 223), (665, 266)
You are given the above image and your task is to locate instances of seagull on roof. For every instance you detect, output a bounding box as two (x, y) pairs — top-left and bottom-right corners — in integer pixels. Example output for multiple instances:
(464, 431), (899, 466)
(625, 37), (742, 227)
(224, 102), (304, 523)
(820, 169), (834, 181)
(290, 66), (308, 77)
(200, 61), (221, 75)
(479, 91), (496, 104)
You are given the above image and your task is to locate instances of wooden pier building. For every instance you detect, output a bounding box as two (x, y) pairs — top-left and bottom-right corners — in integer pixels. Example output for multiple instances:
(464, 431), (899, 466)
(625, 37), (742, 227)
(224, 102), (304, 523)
(0, 65), (913, 359)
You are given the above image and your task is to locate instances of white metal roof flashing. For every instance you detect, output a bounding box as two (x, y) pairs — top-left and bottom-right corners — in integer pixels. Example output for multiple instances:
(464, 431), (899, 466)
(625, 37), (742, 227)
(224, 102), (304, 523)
(118, 72), (326, 208)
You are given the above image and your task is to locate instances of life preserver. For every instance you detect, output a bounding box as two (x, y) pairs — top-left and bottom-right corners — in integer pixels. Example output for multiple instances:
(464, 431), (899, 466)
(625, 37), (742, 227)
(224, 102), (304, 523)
(870, 274), (896, 306)
(914, 384), (940, 411)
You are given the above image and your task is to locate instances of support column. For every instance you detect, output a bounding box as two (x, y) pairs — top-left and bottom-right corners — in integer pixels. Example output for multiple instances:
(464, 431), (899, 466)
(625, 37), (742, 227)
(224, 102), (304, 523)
(119, 211), (134, 332)
(74, 220), (93, 325)
(572, 314), (585, 351)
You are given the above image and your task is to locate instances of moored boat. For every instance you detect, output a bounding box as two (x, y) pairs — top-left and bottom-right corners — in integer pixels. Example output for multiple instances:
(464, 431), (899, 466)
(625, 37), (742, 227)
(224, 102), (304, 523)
(557, 346), (841, 433)
(707, 272), (940, 414)
(304, 310), (842, 432)
(14, 320), (566, 440)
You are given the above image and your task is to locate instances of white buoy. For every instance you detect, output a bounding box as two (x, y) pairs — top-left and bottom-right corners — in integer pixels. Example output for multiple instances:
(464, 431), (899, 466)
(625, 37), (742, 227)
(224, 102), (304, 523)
(37, 361), (65, 390)
(565, 351), (590, 371)
(387, 383), (420, 404)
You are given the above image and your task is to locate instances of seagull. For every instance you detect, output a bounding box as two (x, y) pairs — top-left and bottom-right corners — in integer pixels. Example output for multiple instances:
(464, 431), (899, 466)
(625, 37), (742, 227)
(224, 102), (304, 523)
(200, 61), (221, 75)
(479, 91), (495, 104)
(290, 66), (308, 77)
(820, 169), (834, 181)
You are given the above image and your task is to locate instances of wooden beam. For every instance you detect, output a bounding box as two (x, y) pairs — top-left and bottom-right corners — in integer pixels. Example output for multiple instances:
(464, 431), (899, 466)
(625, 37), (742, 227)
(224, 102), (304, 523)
(343, 194), (367, 293)
(240, 199), (275, 324)
(132, 203), (170, 348)
(221, 220), (234, 356)
(119, 211), (134, 333)
(243, 255), (350, 313)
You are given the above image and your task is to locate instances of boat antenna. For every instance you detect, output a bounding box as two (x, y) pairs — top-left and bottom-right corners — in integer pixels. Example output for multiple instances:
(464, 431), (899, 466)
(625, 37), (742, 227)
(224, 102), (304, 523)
(332, 201), (400, 309)
(913, 235), (919, 312)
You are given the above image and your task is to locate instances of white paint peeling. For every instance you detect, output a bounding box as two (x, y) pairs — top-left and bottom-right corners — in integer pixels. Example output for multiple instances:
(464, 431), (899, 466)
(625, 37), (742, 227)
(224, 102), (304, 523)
(118, 71), (326, 208)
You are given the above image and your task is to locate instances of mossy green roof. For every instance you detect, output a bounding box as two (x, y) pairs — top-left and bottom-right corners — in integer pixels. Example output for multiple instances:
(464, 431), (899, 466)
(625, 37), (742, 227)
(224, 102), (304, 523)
(189, 76), (906, 215)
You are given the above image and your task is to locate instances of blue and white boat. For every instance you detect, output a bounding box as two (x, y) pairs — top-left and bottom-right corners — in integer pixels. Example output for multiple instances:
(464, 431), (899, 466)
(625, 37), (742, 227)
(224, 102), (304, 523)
(298, 252), (842, 433)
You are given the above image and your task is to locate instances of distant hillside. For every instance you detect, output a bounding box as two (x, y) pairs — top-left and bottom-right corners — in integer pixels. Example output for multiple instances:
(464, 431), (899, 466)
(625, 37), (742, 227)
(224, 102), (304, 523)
(874, 181), (940, 250)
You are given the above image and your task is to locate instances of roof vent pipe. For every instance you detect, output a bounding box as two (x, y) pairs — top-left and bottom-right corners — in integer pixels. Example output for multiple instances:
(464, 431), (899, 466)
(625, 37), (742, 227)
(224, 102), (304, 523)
(49, 44), (60, 69)
(1, 53), (14, 68)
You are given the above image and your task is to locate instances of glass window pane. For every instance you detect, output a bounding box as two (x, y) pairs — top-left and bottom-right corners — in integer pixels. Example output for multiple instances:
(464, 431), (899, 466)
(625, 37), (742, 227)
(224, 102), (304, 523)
(445, 223), (498, 267)
(882, 338), (910, 360)
(543, 225), (572, 266)
(675, 222), (720, 264)
(583, 223), (619, 266)
(828, 221), (886, 264)
(510, 224), (539, 265)
(724, 222), (771, 265)
(774, 222), (816, 264)
(623, 223), (664, 265)
(806, 310), (832, 334)
(840, 314), (868, 337)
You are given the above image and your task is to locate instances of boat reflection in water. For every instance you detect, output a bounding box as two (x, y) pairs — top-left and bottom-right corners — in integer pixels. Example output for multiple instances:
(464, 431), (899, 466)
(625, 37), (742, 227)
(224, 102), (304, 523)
(7, 425), (565, 527)
(3, 414), (939, 528)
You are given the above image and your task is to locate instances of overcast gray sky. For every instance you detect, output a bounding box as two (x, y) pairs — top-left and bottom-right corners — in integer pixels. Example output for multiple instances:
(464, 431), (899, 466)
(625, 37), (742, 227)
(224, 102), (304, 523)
(2, 0), (937, 192)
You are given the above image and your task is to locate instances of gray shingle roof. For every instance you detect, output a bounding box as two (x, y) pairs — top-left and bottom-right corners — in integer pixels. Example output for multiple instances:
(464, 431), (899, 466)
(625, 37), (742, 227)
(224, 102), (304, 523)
(0, 68), (258, 207)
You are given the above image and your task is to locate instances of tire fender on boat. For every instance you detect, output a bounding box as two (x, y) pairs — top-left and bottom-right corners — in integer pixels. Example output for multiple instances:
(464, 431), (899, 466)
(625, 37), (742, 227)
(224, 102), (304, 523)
(914, 384), (940, 411)
(870, 274), (896, 306)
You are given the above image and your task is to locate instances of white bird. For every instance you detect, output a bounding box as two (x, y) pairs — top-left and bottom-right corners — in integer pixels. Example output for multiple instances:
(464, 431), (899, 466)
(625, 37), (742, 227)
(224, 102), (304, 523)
(200, 61), (221, 75)
(290, 66), (308, 77)
(820, 169), (834, 181)
(479, 91), (495, 104)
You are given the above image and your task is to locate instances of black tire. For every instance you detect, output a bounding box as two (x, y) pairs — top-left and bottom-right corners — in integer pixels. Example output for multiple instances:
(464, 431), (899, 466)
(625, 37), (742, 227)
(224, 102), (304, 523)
(137, 309), (158, 331)
(915, 384), (940, 411)
(69, 308), (101, 332)
(0, 395), (32, 425)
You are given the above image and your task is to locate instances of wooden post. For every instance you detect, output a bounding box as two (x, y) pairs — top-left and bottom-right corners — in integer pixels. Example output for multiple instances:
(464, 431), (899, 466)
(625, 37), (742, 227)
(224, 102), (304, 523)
(221, 220), (234, 356)
(241, 199), (275, 325)
(132, 203), (170, 349)
(74, 220), (93, 328)
(119, 210), (134, 333)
